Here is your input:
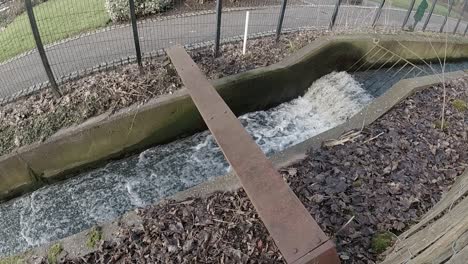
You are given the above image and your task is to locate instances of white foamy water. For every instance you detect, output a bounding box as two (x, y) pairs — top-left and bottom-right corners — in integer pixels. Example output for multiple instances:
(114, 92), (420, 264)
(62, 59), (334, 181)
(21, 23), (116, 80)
(0, 72), (372, 257)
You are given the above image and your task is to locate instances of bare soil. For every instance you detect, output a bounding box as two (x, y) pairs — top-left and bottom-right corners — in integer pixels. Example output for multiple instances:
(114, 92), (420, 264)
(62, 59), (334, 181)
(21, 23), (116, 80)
(0, 30), (322, 157)
(57, 77), (468, 263)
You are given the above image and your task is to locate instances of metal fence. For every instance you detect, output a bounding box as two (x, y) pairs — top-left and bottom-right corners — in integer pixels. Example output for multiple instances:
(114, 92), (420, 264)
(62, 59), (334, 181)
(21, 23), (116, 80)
(0, 0), (467, 103)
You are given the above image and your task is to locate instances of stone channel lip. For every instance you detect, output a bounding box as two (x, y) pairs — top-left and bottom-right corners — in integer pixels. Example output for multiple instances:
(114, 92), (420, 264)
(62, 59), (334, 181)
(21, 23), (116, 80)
(1, 33), (468, 202)
(5, 69), (466, 262)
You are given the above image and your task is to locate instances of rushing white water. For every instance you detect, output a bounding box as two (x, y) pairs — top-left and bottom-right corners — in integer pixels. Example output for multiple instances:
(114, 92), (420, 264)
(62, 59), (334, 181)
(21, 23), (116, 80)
(0, 72), (372, 257)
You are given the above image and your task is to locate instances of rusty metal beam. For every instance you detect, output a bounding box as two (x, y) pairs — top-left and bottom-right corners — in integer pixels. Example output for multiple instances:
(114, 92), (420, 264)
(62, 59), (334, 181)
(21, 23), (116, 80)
(294, 241), (341, 264)
(166, 45), (340, 264)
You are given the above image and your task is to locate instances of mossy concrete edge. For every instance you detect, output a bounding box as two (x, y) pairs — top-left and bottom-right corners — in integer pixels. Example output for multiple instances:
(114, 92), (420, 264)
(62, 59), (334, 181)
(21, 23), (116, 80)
(4, 70), (465, 263)
(1, 34), (468, 201)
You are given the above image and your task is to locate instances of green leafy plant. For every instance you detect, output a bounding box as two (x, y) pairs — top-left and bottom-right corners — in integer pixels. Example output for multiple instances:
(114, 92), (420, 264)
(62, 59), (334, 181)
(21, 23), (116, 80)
(47, 243), (63, 264)
(86, 226), (103, 248)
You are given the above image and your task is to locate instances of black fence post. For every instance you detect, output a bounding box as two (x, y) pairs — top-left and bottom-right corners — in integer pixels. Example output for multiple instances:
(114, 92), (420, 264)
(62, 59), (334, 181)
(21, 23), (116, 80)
(372, 0), (386, 28)
(440, 0), (454, 33)
(25, 0), (61, 97)
(453, 0), (468, 34)
(214, 0), (222, 57)
(422, 0), (438, 32)
(275, 0), (288, 42)
(464, 23), (468, 35)
(129, 0), (142, 68)
(329, 0), (341, 30)
(401, 0), (416, 30)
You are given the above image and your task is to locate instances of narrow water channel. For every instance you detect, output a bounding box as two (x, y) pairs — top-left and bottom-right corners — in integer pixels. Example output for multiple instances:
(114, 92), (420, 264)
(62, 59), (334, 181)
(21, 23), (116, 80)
(0, 72), (370, 256)
(1, 60), (467, 256)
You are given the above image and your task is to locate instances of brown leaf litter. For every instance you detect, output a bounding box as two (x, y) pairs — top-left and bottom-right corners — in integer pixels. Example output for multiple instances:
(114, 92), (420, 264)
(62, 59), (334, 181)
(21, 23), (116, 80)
(286, 77), (468, 263)
(59, 191), (284, 264)
(0, 30), (323, 157)
(59, 77), (468, 263)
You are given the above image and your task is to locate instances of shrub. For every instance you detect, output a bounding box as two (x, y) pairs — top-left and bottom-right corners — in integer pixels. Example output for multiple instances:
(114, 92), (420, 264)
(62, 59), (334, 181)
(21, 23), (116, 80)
(0, 0), (48, 27)
(105, 0), (173, 22)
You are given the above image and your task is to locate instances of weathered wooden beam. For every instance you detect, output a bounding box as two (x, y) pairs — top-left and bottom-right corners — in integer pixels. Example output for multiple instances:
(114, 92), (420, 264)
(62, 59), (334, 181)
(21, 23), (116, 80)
(166, 45), (340, 264)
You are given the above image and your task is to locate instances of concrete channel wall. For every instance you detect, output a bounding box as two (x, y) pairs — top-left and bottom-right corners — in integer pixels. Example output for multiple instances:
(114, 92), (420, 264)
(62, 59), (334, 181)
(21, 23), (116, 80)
(1, 34), (468, 201)
(7, 70), (466, 263)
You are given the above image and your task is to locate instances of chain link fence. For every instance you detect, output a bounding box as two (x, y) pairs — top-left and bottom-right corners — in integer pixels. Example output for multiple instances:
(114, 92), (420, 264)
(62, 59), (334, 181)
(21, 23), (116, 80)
(0, 0), (467, 103)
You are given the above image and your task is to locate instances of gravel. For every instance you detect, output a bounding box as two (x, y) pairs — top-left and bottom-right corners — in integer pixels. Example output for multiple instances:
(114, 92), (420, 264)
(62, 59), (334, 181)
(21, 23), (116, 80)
(0, 30), (323, 157)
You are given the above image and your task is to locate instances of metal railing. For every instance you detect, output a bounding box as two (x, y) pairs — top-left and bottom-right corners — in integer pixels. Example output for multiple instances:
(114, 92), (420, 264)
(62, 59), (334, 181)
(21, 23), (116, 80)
(0, 0), (467, 103)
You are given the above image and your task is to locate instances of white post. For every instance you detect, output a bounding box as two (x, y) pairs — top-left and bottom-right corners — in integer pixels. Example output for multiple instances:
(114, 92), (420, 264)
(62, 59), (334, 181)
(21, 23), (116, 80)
(243, 11), (250, 55)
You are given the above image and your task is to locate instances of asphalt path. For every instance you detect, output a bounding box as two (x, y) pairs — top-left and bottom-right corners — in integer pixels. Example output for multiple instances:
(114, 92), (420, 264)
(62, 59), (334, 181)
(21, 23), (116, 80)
(0, 3), (465, 99)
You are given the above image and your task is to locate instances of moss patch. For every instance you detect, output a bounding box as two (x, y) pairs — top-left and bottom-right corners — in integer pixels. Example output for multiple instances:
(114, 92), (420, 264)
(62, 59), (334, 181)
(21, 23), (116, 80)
(0, 256), (24, 264)
(352, 179), (363, 188)
(434, 119), (449, 130)
(47, 243), (63, 264)
(86, 226), (103, 249)
(452, 99), (467, 112)
(371, 232), (394, 254)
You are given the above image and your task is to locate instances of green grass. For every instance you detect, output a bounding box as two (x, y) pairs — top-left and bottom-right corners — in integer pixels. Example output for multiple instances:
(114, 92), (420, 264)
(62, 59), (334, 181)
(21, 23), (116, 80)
(372, 0), (463, 17)
(0, 0), (110, 62)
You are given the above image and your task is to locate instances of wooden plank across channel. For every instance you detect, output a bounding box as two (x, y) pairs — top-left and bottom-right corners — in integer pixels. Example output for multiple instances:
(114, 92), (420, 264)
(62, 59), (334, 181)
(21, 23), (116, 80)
(166, 45), (340, 264)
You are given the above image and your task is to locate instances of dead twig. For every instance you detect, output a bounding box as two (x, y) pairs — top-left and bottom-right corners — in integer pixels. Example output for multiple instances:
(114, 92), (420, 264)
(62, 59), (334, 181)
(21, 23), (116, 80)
(323, 130), (362, 147)
(362, 132), (384, 144)
(334, 215), (355, 237)
(440, 33), (449, 130)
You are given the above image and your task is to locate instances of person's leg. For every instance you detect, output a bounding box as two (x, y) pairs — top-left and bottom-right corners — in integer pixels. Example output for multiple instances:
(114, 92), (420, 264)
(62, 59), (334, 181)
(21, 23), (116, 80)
(412, 19), (419, 31)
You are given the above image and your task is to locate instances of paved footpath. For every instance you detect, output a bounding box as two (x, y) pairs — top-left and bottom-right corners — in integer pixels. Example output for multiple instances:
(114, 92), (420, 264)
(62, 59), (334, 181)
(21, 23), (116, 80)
(0, 3), (465, 99)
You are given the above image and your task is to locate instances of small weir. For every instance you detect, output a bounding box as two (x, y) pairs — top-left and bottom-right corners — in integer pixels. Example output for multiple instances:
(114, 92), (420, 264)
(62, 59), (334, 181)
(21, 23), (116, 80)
(1, 61), (467, 256)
